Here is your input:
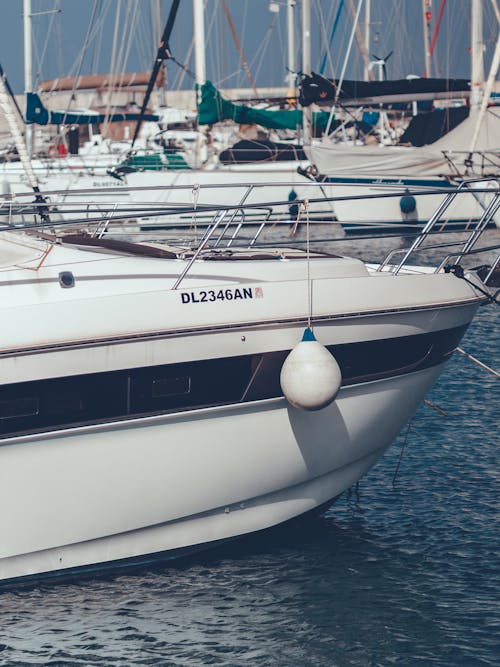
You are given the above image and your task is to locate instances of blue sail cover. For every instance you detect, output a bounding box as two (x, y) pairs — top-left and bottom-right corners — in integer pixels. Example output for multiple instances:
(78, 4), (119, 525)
(26, 93), (159, 125)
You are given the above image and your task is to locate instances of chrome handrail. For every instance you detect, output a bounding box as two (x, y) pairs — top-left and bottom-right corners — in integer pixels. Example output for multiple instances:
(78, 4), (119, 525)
(172, 209), (229, 290)
(0, 178), (498, 285)
(213, 185), (254, 247)
(435, 242), (500, 274)
(459, 182), (500, 255)
(376, 177), (500, 273)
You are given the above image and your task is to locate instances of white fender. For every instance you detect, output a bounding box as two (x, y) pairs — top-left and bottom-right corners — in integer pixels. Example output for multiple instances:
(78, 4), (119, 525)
(280, 327), (342, 411)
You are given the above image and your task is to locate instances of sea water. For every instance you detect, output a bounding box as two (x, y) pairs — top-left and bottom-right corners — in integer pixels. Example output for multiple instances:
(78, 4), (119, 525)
(0, 233), (498, 667)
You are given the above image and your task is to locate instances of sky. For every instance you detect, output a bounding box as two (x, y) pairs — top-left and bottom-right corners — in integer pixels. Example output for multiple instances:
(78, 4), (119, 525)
(0, 0), (498, 95)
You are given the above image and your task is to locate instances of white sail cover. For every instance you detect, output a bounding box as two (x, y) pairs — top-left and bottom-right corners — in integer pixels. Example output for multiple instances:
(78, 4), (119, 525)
(307, 107), (500, 177)
(432, 107), (500, 152)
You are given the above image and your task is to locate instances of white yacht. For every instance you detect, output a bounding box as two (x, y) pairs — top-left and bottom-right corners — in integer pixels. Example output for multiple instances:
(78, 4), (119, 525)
(0, 181), (497, 586)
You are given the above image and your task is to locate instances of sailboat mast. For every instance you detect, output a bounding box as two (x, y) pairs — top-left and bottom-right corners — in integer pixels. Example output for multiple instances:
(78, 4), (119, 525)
(301, 0), (312, 145)
(422, 0), (433, 77)
(193, 0), (207, 168)
(469, 31), (500, 152)
(363, 0), (371, 82)
(471, 0), (485, 108)
(193, 0), (206, 105)
(23, 0), (33, 156)
(152, 0), (166, 106)
(287, 0), (296, 94)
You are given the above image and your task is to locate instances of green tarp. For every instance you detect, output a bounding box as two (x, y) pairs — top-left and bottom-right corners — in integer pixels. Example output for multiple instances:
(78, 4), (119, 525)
(197, 81), (332, 132)
(117, 152), (191, 172)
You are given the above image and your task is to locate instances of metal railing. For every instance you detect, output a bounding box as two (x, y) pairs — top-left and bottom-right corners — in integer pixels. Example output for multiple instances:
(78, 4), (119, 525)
(0, 178), (499, 286)
(377, 177), (500, 274)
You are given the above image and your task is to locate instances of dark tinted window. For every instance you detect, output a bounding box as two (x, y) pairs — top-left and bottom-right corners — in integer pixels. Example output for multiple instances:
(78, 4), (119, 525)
(0, 397), (39, 420)
(0, 325), (466, 438)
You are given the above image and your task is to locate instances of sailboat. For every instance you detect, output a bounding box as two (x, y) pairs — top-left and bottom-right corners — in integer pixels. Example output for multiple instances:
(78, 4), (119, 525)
(0, 0), (338, 225)
(0, 0), (171, 202)
(300, 0), (500, 231)
(115, 0), (336, 226)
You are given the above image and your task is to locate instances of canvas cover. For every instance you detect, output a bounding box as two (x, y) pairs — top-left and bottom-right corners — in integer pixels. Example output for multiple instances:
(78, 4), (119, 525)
(26, 92), (159, 126)
(299, 72), (471, 107)
(197, 81), (330, 133)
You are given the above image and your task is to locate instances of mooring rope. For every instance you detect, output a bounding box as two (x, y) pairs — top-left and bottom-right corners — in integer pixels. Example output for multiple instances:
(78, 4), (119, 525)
(456, 347), (500, 379)
(191, 184), (200, 244)
(445, 264), (500, 305)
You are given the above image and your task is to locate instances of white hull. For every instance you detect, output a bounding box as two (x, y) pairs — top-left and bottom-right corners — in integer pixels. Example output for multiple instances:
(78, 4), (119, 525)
(0, 215), (489, 585)
(0, 162), (335, 226)
(124, 163), (335, 225)
(305, 107), (500, 228)
(0, 364), (443, 584)
(318, 178), (488, 228)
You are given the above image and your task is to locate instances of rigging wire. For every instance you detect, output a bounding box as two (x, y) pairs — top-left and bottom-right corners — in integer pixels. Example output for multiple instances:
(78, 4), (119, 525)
(318, 0), (341, 78)
(65, 1), (112, 80)
(211, 0), (223, 87)
(173, 40), (195, 89)
(175, 0), (218, 90)
(209, 0), (254, 91)
(241, 0), (282, 92)
(170, 56), (195, 81)
(345, 0), (371, 78)
(102, 0), (124, 135)
(134, 1), (154, 70)
(89, 1), (113, 75)
(56, 1), (63, 79)
(60, 0), (100, 125)
(247, 13), (279, 88)
(429, 0), (447, 77)
(275, 7), (286, 87)
(115, 1), (140, 90)
(33, 0), (62, 90)
(221, 0), (258, 95)
(240, 0), (250, 90)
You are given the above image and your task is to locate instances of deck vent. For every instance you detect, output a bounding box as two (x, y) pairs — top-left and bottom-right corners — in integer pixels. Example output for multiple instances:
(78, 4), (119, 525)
(59, 271), (75, 288)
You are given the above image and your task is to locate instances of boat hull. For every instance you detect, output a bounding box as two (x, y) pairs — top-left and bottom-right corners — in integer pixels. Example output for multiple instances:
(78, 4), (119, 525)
(0, 362), (443, 585)
(0, 232), (486, 585)
(319, 176), (491, 231)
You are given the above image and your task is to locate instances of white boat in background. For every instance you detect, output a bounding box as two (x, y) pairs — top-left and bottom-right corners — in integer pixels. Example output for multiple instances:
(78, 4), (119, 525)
(305, 107), (500, 231)
(301, 0), (500, 231)
(0, 178), (498, 586)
